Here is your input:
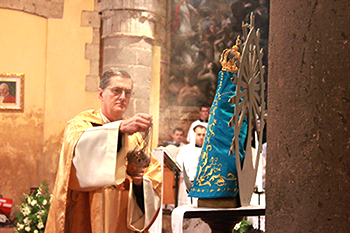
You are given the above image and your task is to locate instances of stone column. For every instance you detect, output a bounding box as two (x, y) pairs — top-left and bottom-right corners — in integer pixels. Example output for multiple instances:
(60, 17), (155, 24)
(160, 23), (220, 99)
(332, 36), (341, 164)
(267, 0), (350, 232)
(100, 0), (157, 117)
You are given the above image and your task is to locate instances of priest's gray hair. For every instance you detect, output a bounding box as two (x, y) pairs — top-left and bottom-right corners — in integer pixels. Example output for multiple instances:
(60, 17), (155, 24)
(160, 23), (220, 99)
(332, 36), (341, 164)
(100, 68), (132, 90)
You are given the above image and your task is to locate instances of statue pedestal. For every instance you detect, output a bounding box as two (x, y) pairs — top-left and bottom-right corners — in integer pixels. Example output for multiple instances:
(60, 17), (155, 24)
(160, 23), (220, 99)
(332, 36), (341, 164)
(172, 205), (265, 233)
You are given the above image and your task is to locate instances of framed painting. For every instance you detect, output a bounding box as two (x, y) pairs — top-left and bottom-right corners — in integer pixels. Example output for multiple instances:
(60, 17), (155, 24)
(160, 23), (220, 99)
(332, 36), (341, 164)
(0, 73), (24, 112)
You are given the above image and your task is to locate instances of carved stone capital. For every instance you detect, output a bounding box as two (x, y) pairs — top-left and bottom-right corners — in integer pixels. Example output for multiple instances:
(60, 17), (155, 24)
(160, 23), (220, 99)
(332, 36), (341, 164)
(101, 0), (157, 12)
(102, 10), (156, 40)
(101, 0), (157, 40)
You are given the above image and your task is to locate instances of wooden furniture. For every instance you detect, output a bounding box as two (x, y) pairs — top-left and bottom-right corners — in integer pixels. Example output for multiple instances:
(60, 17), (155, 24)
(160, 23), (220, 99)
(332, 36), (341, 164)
(163, 166), (176, 204)
(156, 148), (182, 207)
(153, 147), (182, 206)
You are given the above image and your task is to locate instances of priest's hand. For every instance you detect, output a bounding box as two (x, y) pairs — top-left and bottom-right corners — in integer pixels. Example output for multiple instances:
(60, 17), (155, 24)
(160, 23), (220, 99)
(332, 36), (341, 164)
(120, 113), (152, 134)
(132, 169), (144, 186)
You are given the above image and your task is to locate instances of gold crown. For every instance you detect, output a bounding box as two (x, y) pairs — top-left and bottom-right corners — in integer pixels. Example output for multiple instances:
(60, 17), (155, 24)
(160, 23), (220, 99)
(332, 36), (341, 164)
(220, 37), (242, 74)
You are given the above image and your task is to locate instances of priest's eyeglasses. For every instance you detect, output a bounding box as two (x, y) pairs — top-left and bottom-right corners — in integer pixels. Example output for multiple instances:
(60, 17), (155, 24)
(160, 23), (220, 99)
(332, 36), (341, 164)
(107, 87), (132, 97)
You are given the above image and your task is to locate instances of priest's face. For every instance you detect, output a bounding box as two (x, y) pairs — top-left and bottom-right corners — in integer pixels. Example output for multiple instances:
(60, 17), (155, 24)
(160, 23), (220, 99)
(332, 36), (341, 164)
(99, 75), (133, 121)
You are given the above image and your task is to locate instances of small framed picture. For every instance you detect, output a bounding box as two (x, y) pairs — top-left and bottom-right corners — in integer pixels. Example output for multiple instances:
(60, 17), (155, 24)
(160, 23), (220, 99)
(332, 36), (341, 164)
(0, 73), (24, 112)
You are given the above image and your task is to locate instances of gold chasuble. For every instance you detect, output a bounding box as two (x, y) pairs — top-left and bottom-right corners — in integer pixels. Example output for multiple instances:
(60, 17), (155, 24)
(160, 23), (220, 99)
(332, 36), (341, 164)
(45, 109), (162, 233)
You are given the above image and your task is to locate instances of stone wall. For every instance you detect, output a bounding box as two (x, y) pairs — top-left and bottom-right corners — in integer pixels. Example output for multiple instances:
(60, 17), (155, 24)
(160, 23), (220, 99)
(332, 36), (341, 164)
(81, 0), (102, 92)
(0, 0), (64, 18)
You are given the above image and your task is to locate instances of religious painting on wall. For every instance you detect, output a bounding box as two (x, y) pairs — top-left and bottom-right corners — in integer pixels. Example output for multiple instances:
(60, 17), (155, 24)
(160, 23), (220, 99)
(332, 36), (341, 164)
(168, 0), (269, 107)
(0, 73), (24, 112)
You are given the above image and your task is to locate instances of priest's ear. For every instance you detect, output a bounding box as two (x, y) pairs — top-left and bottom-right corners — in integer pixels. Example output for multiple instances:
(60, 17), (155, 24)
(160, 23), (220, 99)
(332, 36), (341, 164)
(98, 88), (104, 100)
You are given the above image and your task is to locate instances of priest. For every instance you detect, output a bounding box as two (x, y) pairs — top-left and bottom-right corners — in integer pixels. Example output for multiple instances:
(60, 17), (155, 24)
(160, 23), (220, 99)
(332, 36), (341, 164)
(45, 68), (162, 233)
